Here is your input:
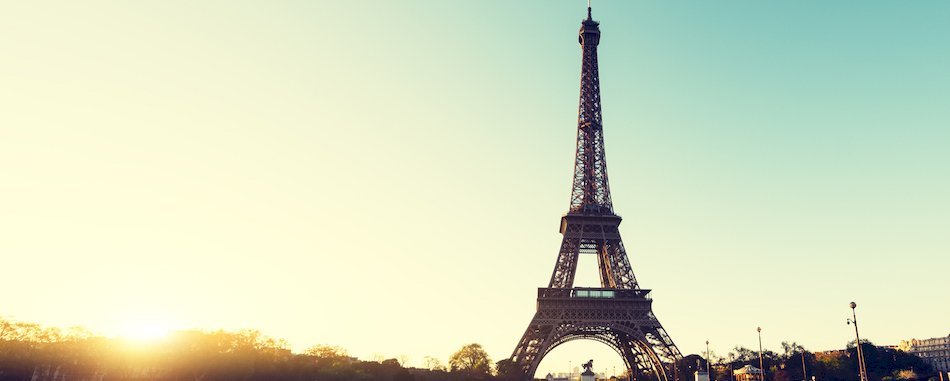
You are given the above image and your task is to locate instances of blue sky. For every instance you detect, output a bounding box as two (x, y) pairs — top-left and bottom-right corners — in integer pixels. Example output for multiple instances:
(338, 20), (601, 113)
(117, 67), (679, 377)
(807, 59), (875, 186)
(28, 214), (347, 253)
(1, 1), (948, 376)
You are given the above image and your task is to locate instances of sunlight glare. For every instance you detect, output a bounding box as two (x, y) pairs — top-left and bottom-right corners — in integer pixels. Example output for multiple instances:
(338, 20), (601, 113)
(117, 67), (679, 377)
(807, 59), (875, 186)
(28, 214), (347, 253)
(118, 321), (170, 342)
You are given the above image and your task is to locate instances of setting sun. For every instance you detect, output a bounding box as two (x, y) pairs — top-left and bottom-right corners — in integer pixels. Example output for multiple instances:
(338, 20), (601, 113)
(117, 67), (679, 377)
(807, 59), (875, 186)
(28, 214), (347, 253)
(117, 322), (171, 342)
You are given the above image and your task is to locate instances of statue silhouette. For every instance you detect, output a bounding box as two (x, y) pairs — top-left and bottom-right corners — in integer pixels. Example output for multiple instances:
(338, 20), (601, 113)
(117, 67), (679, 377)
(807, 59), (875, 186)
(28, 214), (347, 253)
(583, 360), (593, 372)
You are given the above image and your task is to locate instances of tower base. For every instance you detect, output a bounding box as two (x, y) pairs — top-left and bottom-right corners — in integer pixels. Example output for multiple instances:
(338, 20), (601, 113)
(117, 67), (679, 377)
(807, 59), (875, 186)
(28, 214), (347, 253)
(510, 288), (682, 381)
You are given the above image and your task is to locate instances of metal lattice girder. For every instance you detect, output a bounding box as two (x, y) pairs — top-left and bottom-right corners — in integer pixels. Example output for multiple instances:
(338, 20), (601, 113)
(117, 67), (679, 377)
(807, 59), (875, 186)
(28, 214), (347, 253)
(510, 7), (682, 381)
(549, 215), (638, 289)
(570, 12), (612, 216)
(510, 290), (680, 381)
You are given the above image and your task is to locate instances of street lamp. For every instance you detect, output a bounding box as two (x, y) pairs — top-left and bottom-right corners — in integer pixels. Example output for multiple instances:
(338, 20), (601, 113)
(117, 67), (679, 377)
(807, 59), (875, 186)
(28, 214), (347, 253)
(800, 349), (807, 381)
(706, 340), (711, 374)
(757, 327), (765, 381)
(846, 302), (869, 381)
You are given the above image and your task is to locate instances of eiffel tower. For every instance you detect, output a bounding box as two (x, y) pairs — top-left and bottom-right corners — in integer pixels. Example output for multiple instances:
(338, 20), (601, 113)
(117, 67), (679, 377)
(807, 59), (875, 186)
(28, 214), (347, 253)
(509, 6), (683, 381)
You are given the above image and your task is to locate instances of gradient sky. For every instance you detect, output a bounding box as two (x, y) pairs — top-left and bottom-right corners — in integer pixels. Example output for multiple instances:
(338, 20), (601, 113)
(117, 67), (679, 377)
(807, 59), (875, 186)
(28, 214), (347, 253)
(2, 1), (948, 377)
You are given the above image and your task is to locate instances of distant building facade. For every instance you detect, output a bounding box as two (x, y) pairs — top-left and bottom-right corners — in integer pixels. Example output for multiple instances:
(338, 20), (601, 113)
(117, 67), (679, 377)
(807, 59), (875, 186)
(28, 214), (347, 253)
(900, 334), (950, 372)
(733, 365), (762, 381)
(544, 371), (607, 381)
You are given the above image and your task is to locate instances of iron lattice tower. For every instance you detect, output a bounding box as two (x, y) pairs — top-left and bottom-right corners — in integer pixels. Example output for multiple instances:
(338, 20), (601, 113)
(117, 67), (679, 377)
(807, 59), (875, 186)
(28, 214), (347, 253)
(509, 7), (682, 381)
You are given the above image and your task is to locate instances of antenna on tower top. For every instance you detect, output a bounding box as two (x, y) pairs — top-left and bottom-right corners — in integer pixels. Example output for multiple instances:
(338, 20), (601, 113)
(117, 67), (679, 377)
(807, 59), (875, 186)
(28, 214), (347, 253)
(586, 0), (593, 20)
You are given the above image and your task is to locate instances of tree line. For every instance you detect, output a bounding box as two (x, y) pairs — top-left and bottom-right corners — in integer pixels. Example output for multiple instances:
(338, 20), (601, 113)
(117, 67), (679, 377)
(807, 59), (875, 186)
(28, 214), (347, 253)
(700, 340), (935, 381)
(0, 318), (937, 381)
(0, 318), (509, 381)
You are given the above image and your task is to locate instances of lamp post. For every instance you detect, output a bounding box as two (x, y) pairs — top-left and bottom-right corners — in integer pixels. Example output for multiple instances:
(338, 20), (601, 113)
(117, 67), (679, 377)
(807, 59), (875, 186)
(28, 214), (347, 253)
(706, 340), (711, 373)
(757, 327), (765, 381)
(800, 350), (807, 381)
(846, 302), (869, 381)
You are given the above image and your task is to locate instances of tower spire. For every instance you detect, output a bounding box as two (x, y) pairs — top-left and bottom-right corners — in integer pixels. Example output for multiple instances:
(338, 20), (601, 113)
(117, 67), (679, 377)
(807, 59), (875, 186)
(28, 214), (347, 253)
(571, 2), (610, 215)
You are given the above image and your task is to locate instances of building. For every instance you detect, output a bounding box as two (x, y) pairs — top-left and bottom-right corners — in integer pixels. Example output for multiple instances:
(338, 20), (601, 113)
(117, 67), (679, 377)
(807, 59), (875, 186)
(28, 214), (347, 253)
(733, 365), (763, 381)
(899, 334), (950, 372)
(543, 371), (607, 381)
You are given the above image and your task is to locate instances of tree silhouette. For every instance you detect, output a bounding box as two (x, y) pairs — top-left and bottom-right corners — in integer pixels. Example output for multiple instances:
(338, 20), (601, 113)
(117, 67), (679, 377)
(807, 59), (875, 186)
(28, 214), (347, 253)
(449, 343), (492, 375)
